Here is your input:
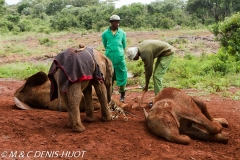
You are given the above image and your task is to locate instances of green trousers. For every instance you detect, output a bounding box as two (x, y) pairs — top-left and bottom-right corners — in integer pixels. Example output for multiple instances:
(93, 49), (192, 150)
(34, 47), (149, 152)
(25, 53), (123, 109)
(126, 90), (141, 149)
(153, 54), (174, 95)
(112, 71), (126, 93)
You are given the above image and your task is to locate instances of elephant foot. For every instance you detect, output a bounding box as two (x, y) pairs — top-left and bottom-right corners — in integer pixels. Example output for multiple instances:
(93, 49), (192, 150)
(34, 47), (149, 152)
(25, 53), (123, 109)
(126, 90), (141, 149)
(101, 115), (111, 122)
(209, 121), (223, 134)
(67, 122), (73, 128)
(72, 124), (85, 133)
(214, 131), (229, 144)
(214, 118), (228, 128)
(84, 116), (96, 122)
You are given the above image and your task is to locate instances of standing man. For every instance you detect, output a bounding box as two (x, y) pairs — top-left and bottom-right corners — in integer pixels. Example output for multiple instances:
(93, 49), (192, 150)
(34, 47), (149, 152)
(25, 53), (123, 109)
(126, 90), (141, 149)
(126, 40), (174, 95)
(102, 15), (127, 102)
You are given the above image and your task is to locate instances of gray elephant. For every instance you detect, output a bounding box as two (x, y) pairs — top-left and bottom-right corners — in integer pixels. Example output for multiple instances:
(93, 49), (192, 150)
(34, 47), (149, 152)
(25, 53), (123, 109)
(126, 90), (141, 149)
(14, 71), (101, 112)
(48, 47), (113, 132)
(144, 87), (229, 145)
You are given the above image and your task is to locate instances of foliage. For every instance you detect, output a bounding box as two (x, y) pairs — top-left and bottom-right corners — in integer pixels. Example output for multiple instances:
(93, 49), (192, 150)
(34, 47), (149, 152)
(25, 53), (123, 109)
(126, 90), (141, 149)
(0, 0), (208, 33)
(1, 0), (239, 33)
(0, 0), (5, 16)
(211, 13), (240, 58)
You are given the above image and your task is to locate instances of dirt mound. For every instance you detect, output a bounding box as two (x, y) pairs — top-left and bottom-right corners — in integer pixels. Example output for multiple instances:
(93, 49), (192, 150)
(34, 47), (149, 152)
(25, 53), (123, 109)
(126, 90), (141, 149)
(0, 80), (240, 159)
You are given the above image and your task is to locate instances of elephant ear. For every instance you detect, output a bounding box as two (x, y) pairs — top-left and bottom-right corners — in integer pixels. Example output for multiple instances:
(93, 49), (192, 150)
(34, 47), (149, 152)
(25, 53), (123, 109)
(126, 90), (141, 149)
(14, 71), (48, 110)
(14, 97), (34, 110)
(20, 71), (48, 93)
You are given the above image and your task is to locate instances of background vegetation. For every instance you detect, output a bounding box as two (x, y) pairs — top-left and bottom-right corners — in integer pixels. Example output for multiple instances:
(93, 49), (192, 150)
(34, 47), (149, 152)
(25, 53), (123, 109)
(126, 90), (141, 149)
(1, 0), (240, 33)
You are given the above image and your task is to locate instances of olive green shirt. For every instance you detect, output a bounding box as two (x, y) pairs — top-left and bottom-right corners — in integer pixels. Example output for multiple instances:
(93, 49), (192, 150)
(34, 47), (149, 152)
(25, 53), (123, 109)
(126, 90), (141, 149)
(138, 40), (175, 86)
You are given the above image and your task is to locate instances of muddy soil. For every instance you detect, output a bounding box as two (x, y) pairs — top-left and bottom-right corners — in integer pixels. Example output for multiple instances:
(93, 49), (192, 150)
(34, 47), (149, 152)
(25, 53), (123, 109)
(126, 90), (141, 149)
(0, 80), (240, 160)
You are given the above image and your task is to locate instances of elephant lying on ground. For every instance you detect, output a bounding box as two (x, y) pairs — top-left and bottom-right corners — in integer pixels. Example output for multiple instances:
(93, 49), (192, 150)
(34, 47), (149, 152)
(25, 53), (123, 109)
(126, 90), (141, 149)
(14, 71), (101, 112)
(48, 47), (113, 132)
(14, 71), (132, 113)
(144, 87), (229, 145)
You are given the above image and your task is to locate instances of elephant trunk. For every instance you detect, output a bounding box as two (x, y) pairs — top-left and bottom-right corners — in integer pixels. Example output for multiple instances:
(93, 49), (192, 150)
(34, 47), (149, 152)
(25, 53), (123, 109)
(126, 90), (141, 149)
(55, 69), (62, 111)
(143, 108), (148, 119)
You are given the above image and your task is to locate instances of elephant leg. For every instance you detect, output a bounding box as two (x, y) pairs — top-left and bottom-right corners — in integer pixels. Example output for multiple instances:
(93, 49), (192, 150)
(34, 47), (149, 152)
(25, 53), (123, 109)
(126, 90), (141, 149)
(192, 97), (214, 121)
(62, 93), (73, 128)
(192, 97), (228, 128)
(82, 85), (96, 122)
(182, 125), (229, 144)
(213, 118), (228, 127)
(67, 81), (85, 132)
(105, 81), (112, 104)
(187, 112), (223, 135)
(93, 81), (111, 121)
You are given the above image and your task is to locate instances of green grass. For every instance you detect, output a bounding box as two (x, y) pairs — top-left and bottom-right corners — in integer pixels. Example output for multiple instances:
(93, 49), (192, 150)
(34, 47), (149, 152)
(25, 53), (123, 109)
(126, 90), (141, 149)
(126, 51), (240, 94)
(0, 62), (51, 80)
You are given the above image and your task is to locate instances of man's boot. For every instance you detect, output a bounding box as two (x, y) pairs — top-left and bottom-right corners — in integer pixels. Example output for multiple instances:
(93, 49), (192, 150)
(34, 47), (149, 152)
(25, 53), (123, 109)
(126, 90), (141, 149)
(120, 92), (125, 103)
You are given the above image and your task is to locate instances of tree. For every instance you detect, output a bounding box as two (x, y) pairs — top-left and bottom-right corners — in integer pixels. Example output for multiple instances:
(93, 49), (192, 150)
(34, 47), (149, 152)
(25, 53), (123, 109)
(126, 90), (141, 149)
(186, 0), (240, 24)
(46, 0), (66, 15)
(0, 0), (5, 16)
(17, 2), (31, 14)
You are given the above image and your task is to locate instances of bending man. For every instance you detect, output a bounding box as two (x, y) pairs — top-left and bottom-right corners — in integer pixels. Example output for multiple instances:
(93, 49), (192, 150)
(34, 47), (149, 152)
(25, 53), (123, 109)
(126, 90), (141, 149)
(126, 40), (174, 95)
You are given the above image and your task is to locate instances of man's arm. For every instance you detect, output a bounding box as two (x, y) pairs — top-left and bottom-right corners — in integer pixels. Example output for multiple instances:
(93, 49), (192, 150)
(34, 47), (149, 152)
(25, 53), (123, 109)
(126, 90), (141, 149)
(122, 32), (126, 49)
(142, 56), (153, 92)
(101, 33), (107, 49)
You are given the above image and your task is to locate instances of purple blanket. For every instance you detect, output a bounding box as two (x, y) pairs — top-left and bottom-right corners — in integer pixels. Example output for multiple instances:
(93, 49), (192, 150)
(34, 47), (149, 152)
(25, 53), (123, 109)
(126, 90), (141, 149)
(48, 47), (103, 101)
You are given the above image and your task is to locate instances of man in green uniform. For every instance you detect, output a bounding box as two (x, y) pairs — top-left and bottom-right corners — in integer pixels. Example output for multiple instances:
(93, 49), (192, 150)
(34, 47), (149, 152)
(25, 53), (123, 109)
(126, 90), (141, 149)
(102, 15), (127, 102)
(126, 40), (174, 95)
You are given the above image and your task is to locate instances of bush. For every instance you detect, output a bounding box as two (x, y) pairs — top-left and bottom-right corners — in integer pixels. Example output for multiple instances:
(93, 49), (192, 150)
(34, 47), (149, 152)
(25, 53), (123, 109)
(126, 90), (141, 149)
(211, 13), (240, 58)
(161, 17), (174, 29)
(50, 12), (80, 31)
(0, 19), (13, 31)
(6, 14), (20, 23)
(17, 19), (32, 32)
(38, 37), (56, 46)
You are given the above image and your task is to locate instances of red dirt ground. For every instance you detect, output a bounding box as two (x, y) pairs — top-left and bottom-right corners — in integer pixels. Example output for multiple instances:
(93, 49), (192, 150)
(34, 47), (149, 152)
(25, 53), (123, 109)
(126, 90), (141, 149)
(0, 80), (240, 160)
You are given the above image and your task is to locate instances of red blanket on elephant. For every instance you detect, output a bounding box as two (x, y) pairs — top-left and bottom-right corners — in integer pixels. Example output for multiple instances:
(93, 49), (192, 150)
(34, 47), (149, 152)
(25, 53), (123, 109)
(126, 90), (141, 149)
(48, 47), (103, 101)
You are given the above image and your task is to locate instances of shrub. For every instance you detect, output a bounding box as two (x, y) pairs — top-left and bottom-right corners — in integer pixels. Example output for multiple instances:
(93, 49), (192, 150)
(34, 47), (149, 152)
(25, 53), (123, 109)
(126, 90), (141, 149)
(17, 19), (32, 32)
(211, 13), (240, 58)
(38, 37), (56, 46)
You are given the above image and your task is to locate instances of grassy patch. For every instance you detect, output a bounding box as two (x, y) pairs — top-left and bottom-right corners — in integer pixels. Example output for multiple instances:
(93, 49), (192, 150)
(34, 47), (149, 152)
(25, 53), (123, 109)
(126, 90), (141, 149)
(0, 62), (51, 80)
(126, 52), (240, 94)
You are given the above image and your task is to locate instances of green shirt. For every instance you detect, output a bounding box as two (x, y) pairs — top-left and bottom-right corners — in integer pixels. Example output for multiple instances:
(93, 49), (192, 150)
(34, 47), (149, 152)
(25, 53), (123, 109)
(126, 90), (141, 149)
(138, 40), (175, 86)
(102, 27), (126, 65)
(101, 27), (127, 86)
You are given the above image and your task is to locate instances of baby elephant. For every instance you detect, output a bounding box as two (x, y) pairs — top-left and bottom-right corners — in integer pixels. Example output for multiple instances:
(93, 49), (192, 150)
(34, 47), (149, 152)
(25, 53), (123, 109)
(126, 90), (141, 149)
(144, 87), (229, 145)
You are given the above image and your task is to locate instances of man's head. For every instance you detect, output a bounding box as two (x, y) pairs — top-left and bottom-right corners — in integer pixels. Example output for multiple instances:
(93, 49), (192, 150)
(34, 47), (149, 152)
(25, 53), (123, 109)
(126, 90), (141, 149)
(126, 47), (139, 60)
(109, 15), (121, 30)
